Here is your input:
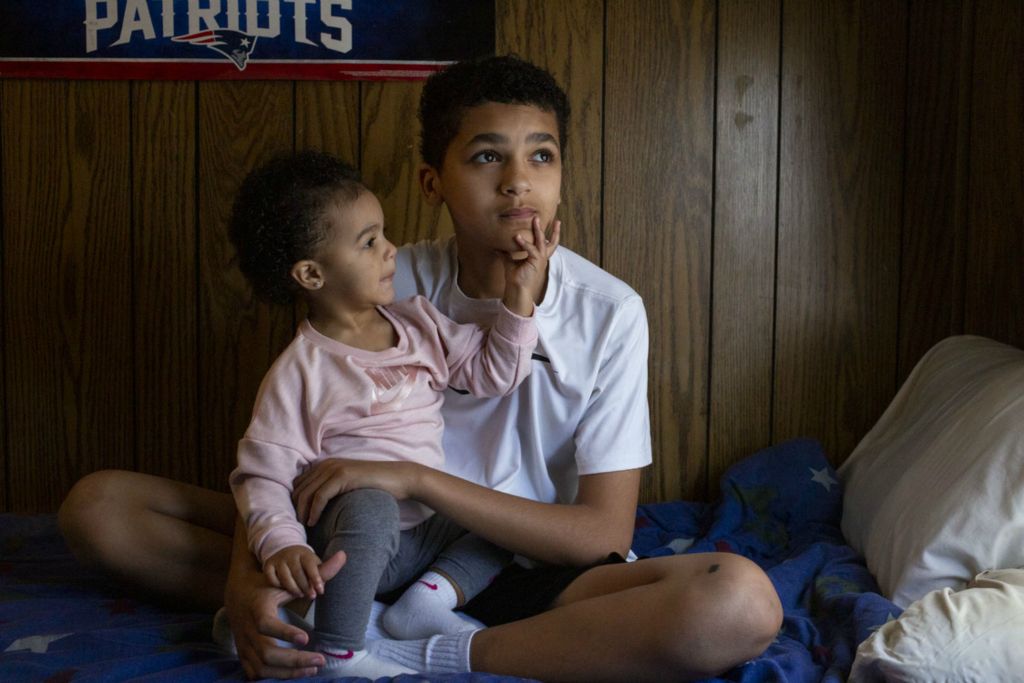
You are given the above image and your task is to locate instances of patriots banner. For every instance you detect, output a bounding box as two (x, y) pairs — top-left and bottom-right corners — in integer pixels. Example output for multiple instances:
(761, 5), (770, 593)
(0, 1), (495, 81)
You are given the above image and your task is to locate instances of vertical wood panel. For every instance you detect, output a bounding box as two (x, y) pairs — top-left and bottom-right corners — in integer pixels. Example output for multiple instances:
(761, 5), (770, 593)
(496, 0), (604, 263)
(360, 82), (446, 248)
(709, 0), (780, 491)
(964, 0), (1024, 348)
(294, 82), (361, 324)
(4, 4), (1024, 513)
(898, 0), (972, 381)
(2, 80), (133, 511)
(295, 81), (360, 161)
(132, 82), (199, 481)
(605, 0), (716, 503)
(197, 82), (294, 492)
(775, 0), (906, 464)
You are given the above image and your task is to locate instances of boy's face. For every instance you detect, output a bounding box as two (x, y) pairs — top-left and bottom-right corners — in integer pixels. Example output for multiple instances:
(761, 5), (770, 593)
(314, 190), (397, 309)
(423, 102), (562, 258)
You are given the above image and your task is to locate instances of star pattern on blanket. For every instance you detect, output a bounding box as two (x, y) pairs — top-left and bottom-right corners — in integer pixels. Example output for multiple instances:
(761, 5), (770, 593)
(736, 485), (789, 548)
(810, 466), (838, 492)
(815, 574), (862, 599)
(667, 537), (695, 554)
(4, 632), (72, 653)
(868, 612), (898, 633)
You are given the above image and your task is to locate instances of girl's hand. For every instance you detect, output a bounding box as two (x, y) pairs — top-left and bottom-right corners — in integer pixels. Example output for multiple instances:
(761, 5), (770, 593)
(263, 546), (323, 599)
(292, 459), (420, 527)
(225, 546), (346, 680)
(502, 217), (561, 316)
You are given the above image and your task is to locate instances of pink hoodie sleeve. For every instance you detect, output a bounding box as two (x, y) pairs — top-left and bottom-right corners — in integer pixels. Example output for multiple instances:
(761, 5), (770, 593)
(413, 297), (538, 397)
(229, 363), (317, 564)
(231, 439), (313, 564)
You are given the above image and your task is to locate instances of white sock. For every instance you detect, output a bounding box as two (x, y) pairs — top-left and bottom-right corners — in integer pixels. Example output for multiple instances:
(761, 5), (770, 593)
(211, 607), (236, 655)
(364, 600), (389, 640)
(383, 570), (478, 639)
(369, 629), (477, 674)
(317, 645), (416, 679)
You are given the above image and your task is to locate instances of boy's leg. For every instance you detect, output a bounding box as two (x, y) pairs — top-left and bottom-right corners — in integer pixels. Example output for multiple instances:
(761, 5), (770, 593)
(307, 488), (414, 677)
(475, 553), (781, 680)
(58, 470), (236, 610)
(374, 552), (783, 681)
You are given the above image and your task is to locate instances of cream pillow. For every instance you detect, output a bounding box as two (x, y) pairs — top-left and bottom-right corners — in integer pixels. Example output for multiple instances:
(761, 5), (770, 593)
(849, 568), (1024, 682)
(839, 335), (1024, 608)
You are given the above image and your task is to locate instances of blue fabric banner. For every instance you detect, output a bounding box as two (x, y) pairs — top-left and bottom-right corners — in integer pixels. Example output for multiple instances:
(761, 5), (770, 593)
(0, 1), (494, 81)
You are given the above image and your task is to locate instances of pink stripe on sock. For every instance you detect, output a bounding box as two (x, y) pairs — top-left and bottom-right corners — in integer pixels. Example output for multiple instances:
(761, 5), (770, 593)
(417, 580), (439, 590)
(323, 650), (355, 660)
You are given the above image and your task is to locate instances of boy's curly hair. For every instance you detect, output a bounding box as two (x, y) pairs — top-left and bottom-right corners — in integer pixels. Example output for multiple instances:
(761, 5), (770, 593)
(228, 151), (364, 305)
(418, 54), (570, 170)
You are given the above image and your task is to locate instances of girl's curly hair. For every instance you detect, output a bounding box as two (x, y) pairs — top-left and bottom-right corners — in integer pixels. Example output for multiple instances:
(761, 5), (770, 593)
(228, 151), (364, 305)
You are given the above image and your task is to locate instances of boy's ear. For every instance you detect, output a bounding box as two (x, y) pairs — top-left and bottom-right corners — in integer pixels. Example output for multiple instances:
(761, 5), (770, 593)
(418, 163), (444, 207)
(290, 260), (325, 292)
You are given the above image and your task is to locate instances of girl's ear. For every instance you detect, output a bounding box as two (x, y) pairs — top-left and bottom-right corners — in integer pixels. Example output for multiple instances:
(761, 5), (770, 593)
(291, 260), (324, 292)
(418, 163), (444, 207)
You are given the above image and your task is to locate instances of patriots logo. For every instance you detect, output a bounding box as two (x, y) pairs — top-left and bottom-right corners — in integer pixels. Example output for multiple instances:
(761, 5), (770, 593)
(173, 29), (258, 71)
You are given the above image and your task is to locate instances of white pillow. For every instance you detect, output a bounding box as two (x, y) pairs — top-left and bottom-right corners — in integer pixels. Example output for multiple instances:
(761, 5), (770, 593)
(850, 568), (1024, 682)
(839, 335), (1024, 608)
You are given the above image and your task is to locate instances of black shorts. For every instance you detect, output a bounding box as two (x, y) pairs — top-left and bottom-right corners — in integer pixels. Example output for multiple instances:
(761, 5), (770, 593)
(459, 553), (627, 627)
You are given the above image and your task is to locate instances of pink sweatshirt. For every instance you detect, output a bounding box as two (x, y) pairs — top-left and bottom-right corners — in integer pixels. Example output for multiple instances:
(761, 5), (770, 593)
(230, 295), (537, 564)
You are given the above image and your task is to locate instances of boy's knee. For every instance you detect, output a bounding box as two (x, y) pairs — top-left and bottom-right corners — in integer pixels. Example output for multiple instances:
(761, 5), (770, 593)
(727, 556), (783, 649)
(698, 555), (781, 651)
(58, 470), (130, 563)
(658, 555), (782, 676)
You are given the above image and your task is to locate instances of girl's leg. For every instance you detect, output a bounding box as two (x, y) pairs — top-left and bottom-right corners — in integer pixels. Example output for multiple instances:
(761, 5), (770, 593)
(307, 488), (401, 650)
(432, 532), (513, 604)
(58, 470), (236, 610)
(307, 488), (414, 678)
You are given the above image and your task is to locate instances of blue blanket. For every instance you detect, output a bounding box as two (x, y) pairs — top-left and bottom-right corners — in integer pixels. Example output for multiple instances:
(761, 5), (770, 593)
(0, 439), (898, 682)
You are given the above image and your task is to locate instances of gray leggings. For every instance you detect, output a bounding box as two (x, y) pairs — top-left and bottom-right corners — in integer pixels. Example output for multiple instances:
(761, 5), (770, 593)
(307, 488), (511, 650)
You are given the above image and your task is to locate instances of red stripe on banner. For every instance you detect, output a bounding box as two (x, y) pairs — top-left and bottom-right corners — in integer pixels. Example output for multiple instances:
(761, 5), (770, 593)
(173, 31), (216, 41)
(0, 60), (446, 82)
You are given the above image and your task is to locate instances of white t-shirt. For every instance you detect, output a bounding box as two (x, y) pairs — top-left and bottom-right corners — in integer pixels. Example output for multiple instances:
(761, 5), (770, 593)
(394, 238), (652, 507)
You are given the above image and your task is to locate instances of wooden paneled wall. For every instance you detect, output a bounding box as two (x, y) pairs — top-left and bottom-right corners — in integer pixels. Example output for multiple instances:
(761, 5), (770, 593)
(2, 0), (1022, 512)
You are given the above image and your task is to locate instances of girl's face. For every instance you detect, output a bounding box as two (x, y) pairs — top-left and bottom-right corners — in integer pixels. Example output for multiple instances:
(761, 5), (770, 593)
(314, 190), (397, 310)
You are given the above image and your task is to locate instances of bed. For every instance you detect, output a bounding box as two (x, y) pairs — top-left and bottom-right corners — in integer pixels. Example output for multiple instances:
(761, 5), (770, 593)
(0, 437), (895, 682)
(3, 334), (1023, 682)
